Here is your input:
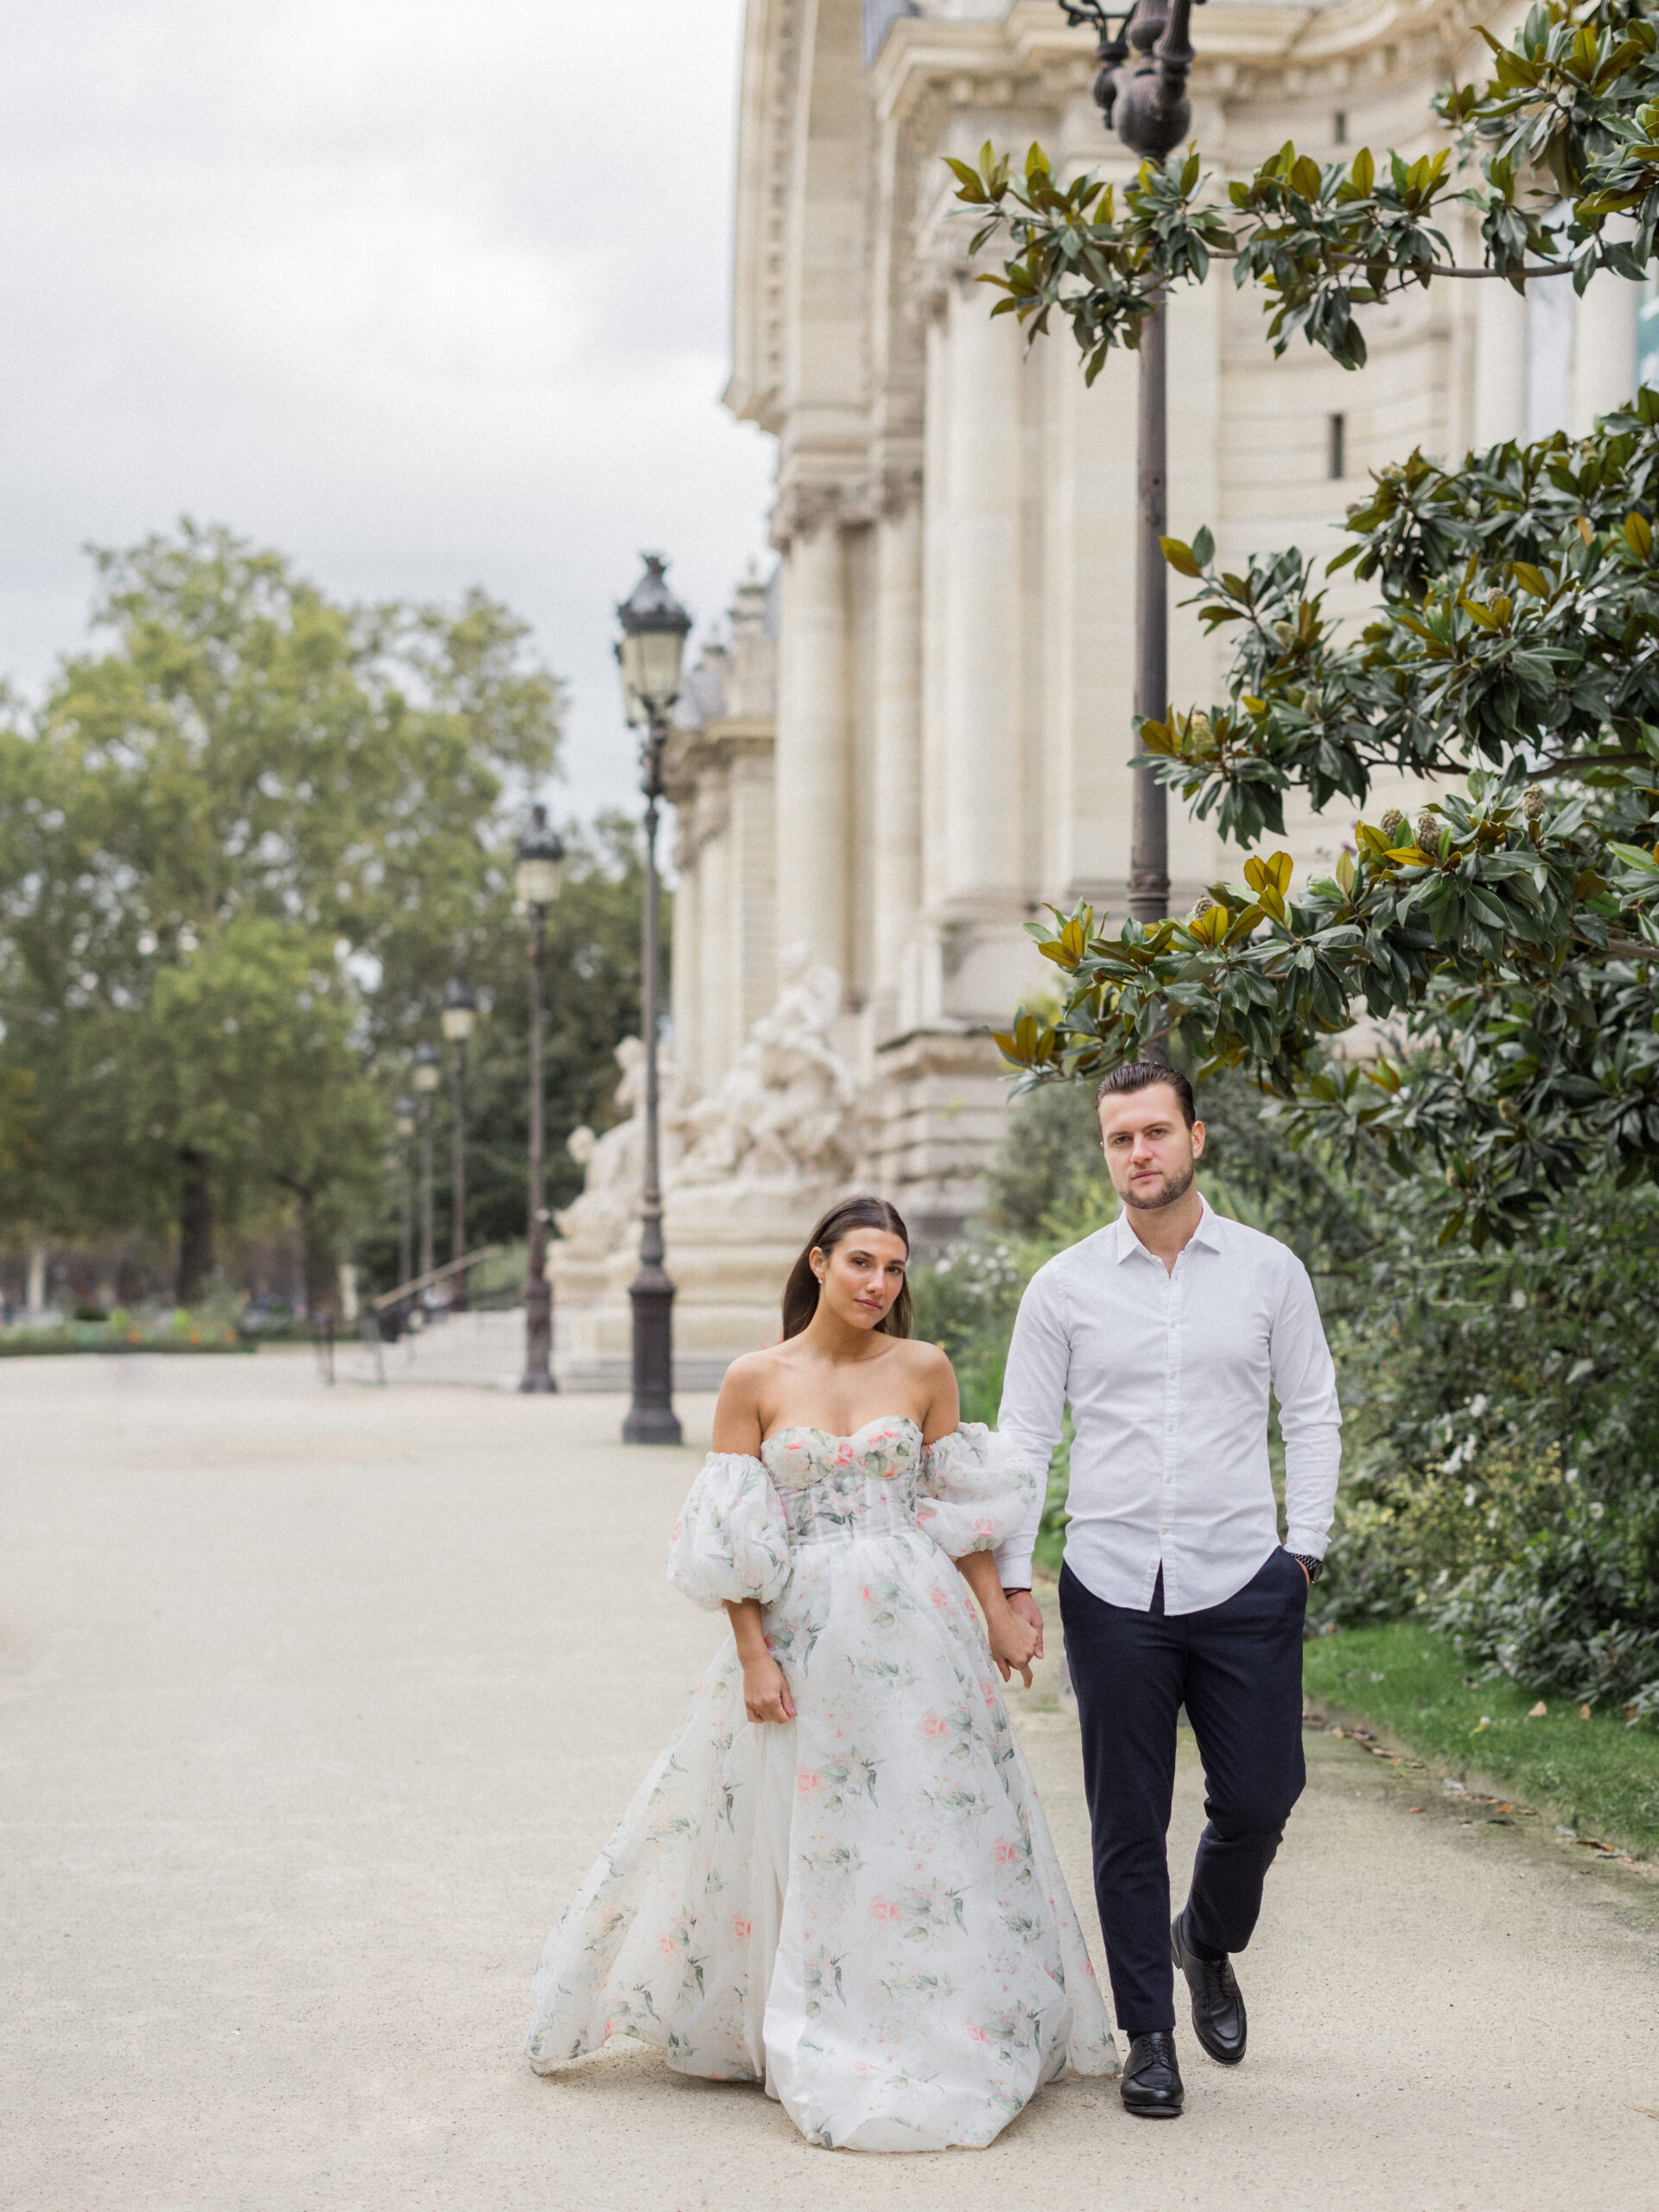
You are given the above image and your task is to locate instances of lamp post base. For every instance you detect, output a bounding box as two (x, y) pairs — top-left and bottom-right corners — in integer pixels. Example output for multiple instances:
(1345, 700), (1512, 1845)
(622, 1268), (681, 1445)
(519, 1278), (556, 1395)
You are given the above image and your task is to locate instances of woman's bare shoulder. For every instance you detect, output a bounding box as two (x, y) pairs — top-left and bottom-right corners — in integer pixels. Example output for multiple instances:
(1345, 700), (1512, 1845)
(722, 1345), (798, 1395)
(891, 1336), (954, 1384)
(711, 1346), (798, 1451)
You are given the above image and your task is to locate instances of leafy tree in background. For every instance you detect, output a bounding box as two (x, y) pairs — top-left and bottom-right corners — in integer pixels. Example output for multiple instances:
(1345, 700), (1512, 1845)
(360, 810), (666, 1290)
(0, 521), (563, 1300)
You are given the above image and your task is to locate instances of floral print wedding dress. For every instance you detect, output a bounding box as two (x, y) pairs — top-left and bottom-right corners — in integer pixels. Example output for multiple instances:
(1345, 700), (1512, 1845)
(524, 1418), (1116, 2152)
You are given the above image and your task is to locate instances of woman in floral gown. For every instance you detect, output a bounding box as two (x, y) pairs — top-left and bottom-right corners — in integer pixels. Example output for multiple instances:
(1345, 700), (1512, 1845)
(525, 1196), (1116, 2152)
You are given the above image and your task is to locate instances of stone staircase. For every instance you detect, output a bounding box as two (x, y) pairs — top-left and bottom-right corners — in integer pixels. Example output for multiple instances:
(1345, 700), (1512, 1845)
(337, 1308), (733, 1393)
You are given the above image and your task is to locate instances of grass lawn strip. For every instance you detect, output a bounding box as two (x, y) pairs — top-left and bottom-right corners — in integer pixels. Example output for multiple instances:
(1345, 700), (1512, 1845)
(1301, 1620), (1659, 1866)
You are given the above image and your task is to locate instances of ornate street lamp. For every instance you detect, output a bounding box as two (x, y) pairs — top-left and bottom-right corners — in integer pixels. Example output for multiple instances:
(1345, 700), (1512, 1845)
(412, 1041), (442, 1291)
(392, 1095), (416, 1291)
(614, 553), (690, 1446)
(1059, 0), (1204, 926)
(441, 978), (477, 1310)
(515, 804), (565, 1394)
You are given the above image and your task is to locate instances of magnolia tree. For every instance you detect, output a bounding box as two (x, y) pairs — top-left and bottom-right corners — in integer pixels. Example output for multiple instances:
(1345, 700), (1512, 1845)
(958, 0), (1659, 1245)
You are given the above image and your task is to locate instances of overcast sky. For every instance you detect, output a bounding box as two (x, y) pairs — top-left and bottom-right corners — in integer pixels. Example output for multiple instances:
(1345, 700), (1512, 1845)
(0, 0), (775, 819)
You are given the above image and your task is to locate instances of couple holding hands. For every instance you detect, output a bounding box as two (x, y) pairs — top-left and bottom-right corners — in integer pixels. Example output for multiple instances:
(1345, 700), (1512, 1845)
(527, 1059), (1340, 2152)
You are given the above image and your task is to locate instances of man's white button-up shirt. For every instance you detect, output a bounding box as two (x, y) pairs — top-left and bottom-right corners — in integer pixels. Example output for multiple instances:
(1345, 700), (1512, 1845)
(994, 1198), (1341, 1616)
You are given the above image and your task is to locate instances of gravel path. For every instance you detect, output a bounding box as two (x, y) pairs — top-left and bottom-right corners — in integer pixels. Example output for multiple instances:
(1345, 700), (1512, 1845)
(3, 1353), (1657, 2210)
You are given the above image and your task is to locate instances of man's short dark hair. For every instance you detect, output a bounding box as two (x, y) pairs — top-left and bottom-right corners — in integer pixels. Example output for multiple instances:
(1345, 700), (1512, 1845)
(1096, 1061), (1198, 1128)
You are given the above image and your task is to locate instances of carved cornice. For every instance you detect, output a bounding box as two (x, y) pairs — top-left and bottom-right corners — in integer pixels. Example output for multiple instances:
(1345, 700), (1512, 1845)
(770, 455), (925, 547)
(871, 0), (1497, 120)
(771, 477), (854, 550)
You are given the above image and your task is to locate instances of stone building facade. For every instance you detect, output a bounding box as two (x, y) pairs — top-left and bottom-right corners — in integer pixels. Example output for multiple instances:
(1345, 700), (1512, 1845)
(663, 0), (1643, 1258)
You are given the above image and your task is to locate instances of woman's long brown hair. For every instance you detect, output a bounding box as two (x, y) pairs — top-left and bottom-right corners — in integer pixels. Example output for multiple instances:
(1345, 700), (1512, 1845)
(780, 1196), (912, 1342)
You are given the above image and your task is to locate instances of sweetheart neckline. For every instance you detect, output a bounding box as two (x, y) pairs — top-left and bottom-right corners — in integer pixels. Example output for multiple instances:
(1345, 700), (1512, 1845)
(760, 1414), (923, 1451)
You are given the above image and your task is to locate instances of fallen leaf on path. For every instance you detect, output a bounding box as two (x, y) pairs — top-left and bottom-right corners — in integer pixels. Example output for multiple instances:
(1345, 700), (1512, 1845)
(1527, 1700), (1548, 1717)
(1408, 1805), (1423, 1814)
(1627, 2107), (1659, 2121)
(1580, 1703), (1592, 1719)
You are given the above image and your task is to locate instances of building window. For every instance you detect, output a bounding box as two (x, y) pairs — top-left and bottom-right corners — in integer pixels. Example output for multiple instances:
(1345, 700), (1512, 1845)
(1333, 111), (1348, 145)
(1328, 413), (1346, 480)
(1638, 275), (1659, 395)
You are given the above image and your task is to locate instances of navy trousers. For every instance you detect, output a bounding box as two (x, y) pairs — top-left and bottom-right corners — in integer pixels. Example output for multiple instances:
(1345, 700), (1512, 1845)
(1058, 1548), (1307, 2037)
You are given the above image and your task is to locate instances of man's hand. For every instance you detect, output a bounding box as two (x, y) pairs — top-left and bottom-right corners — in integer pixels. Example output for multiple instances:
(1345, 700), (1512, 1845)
(1003, 1588), (1045, 1658)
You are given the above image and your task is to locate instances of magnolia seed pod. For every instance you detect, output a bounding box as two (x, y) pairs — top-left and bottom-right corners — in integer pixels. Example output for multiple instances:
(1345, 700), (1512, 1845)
(1523, 787), (1545, 822)
(1273, 620), (1294, 646)
(1380, 807), (1407, 842)
(1191, 892), (1215, 918)
(1497, 1097), (1520, 1124)
(1417, 809), (1440, 852)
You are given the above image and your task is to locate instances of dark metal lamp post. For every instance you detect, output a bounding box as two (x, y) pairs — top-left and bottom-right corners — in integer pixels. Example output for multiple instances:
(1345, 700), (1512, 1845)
(1059, 0), (1204, 929)
(412, 1042), (441, 1294)
(441, 978), (477, 1309)
(614, 553), (690, 1446)
(393, 1095), (416, 1291)
(515, 805), (564, 1394)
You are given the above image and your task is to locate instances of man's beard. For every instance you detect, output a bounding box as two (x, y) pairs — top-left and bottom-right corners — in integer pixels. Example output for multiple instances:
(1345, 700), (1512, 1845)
(1122, 1158), (1196, 1211)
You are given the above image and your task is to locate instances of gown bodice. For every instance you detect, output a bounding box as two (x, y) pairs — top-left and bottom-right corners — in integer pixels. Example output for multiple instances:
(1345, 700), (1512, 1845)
(665, 1417), (1044, 1613)
(760, 1415), (923, 1546)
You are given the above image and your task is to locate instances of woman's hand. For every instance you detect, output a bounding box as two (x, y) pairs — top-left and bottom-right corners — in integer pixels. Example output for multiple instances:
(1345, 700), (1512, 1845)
(741, 1652), (798, 1725)
(984, 1601), (1039, 1689)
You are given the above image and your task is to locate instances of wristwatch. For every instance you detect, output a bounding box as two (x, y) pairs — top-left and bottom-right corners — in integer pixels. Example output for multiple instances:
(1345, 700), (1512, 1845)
(1288, 1552), (1323, 1586)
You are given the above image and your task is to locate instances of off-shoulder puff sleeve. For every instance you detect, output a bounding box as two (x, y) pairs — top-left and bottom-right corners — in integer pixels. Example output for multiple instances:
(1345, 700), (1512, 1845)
(666, 1452), (793, 1611)
(913, 1423), (1045, 1560)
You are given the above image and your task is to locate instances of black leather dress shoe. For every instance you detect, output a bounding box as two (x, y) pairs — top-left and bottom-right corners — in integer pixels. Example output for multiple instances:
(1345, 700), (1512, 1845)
(1120, 2030), (1184, 2117)
(1172, 1910), (1248, 2065)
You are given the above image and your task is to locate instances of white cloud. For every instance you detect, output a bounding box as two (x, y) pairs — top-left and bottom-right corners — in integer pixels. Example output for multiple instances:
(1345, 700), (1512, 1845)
(0, 0), (775, 816)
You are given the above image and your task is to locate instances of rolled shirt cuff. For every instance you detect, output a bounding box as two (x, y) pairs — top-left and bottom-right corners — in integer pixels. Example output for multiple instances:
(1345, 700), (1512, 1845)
(994, 1540), (1036, 1591)
(1285, 1528), (1328, 1560)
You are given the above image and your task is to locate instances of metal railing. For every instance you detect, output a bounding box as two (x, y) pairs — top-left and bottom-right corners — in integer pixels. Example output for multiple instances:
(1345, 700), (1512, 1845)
(368, 1246), (505, 1316)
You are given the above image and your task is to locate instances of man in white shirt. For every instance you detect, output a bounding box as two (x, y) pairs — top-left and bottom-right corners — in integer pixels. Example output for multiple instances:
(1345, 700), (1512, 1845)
(995, 1062), (1341, 2120)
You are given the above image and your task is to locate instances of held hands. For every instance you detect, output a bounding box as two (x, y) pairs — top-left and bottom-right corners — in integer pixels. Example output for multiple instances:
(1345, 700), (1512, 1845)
(741, 1653), (797, 1726)
(1003, 1589), (1045, 1657)
(985, 1600), (1040, 1690)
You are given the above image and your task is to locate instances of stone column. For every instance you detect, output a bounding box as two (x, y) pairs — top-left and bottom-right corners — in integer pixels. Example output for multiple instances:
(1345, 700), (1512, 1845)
(1472, 273), (1529, 448)
(670, 828), (702, 1090)
(938, 278), (1025, 911)
(775, 514), (850, 980)
(696, 782), (734, 1096)
(869, 486), (922, 1039)
(1573, 270), (1638, 431)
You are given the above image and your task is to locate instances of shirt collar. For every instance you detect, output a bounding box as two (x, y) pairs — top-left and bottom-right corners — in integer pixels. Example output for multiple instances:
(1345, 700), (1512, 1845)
(1109, 1192), (1222, 1263)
